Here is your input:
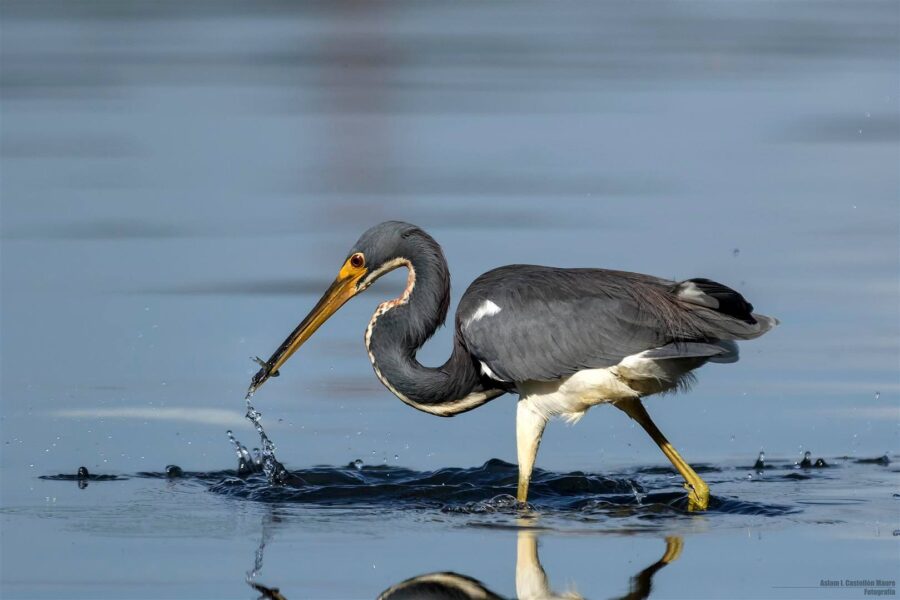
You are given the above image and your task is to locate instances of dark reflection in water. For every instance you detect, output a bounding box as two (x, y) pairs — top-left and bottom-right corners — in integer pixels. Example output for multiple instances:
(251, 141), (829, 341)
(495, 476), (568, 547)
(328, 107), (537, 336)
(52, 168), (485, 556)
(40, 472), (127, 483)
(242, 507), (684, 600)
(377, 532), (683, 600)
(246, 508), (289, 600)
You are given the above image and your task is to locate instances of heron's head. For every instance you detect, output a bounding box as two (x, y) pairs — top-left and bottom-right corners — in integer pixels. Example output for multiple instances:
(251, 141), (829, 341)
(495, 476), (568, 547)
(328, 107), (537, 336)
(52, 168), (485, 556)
(249, 221), (436, 392)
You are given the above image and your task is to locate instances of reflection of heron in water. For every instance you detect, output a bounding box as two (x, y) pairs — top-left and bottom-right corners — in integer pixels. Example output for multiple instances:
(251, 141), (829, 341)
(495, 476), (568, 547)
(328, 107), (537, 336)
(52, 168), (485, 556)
(612, 537), (684, 600)
(243, 512), (683, 600)
(377, 530), (684, 600)
(250, 580), (287, 600)
(250, 222), (777, 511)
(246, 509), (288, 600)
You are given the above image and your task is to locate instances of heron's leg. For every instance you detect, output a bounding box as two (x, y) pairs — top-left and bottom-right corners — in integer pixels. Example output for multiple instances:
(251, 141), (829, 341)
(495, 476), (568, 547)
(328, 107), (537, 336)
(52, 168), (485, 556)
(516, 530), (552, 600)
(614, 398), (709, 511)
(660, 536), (684, 564)
(613, 536), (684, 600)
(516, 400), (548, 504)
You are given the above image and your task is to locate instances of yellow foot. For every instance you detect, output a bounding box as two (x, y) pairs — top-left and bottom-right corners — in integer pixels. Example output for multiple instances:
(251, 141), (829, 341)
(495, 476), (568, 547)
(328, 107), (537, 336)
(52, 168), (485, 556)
(684, 480), (710, 511)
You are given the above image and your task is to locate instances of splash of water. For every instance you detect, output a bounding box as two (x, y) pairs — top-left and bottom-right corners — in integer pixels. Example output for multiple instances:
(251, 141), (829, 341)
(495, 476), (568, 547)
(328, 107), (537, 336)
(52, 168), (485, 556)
(242, 388), (292, 485)
(226, 429), (257, 476)
(754, 451), (766, 471)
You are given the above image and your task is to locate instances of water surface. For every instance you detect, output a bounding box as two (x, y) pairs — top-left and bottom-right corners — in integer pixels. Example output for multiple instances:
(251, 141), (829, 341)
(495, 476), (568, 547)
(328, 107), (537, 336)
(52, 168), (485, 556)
(1, 1), (898, 598)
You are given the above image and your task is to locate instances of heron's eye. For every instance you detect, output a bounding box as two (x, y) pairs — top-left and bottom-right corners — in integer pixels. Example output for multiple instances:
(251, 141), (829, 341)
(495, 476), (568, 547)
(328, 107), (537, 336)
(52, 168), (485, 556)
(350, 253), (365, 269)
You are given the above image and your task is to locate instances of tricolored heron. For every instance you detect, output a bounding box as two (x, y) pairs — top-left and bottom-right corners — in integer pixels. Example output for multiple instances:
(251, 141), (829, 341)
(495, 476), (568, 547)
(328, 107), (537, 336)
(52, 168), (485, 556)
(250, 221), (777, 510)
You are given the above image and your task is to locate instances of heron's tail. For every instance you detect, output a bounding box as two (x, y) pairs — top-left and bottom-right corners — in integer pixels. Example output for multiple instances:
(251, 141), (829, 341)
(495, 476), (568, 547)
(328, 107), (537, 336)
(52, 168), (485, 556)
(671, 278), (779, 341)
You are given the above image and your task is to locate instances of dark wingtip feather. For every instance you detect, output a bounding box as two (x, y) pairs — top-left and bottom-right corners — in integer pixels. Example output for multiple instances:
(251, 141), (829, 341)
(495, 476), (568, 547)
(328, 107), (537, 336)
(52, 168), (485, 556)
(675, 278), (757, 324)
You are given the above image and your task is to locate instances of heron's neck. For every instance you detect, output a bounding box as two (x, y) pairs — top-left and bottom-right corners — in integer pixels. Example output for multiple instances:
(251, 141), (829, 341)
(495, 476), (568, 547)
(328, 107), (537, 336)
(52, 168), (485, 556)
(364, 254), (501, 416)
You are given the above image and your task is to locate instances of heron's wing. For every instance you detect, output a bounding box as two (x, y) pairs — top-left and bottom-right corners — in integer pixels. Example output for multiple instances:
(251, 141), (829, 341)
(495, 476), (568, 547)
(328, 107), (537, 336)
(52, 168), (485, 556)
(457, 265), (776, 383)
(457, 266), (673, 382)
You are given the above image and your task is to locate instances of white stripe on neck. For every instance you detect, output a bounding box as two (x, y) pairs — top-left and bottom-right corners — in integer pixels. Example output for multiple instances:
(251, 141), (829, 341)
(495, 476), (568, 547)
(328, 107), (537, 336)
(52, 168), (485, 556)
(362, 258), (502, 416)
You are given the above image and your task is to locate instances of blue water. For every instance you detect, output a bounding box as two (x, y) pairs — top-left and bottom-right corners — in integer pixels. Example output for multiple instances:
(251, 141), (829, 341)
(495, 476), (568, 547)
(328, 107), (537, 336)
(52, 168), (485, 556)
(1, 1), (898, 598)
(19, 453), (900, 598)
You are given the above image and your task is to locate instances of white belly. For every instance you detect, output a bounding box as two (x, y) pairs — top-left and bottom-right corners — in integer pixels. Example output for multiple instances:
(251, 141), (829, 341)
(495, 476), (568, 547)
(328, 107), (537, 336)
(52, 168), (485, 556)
(516, 365), (639, 424)
(513, 343), (721, 423)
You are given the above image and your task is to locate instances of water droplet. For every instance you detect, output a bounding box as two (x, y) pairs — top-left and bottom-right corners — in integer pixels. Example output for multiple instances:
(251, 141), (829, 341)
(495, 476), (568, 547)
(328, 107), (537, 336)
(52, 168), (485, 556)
(238, 391), (292, 484)
(874, 391), (881, 401)
(754, 451), (765, 470)
(352, 459), (363, 470)
(393, 454), (399, 461)
(732, 248), (740, 258)
(628, 481), (645, 505)
(798, 450), (813, 468)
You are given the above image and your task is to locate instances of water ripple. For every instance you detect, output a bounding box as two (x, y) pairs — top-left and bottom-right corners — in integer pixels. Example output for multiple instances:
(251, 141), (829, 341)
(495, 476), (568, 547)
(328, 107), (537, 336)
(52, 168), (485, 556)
(126, 458), (798, 518)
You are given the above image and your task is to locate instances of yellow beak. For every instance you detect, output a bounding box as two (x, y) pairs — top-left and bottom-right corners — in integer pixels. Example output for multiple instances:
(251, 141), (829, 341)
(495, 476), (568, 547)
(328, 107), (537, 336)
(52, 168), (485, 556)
(249, 258), (366, 392)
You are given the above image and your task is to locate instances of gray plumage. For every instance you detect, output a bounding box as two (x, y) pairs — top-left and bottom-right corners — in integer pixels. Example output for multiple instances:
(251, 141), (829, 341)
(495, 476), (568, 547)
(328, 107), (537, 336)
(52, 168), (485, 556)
(458, 265), (776, 384)
(341, 221), (776, 414)
(249, 220), (774, 510)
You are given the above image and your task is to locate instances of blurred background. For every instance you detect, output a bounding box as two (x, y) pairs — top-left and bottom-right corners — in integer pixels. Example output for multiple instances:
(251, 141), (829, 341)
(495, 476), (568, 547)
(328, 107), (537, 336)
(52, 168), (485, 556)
(1, 0), (898, 478)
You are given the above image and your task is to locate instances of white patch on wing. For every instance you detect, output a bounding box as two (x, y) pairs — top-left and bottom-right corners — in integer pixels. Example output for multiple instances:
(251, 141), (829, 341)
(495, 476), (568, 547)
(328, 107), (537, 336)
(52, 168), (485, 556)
(465, 299), (501, 328)
(479, 360), (507, 382)
(675, 281), (719, 308)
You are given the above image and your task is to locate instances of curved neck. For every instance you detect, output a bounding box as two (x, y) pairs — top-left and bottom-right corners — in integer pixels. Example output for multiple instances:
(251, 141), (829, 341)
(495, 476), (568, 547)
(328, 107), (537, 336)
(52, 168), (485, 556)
(364, 250), (502, 416)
